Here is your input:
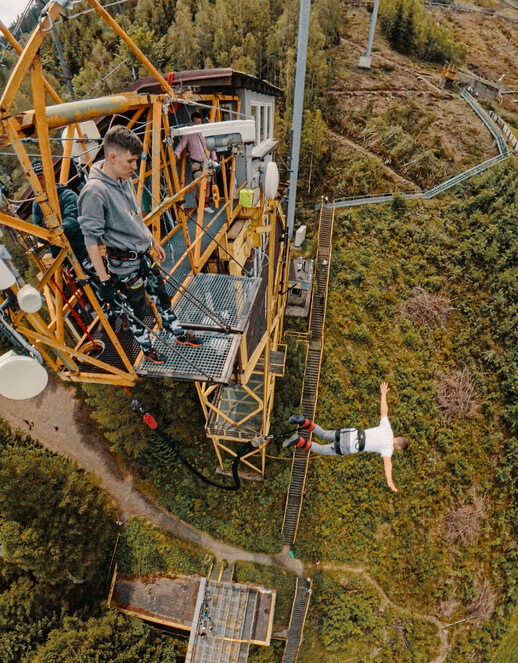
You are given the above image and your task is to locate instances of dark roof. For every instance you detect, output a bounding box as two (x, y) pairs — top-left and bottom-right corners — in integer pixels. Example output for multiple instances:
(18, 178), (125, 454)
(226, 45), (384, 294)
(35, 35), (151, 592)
(130, 68), (283, 98)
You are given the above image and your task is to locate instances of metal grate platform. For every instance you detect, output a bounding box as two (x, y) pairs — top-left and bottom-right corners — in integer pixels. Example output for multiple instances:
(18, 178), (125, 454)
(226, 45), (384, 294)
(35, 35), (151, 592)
(135, 329), (240, 383)
(173, 274), (261, 332)
(161, 209), (228, 298)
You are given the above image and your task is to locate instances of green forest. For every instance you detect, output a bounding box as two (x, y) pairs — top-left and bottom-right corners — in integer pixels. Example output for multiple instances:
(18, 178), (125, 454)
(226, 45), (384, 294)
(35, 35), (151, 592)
(1, 0), (518, 660)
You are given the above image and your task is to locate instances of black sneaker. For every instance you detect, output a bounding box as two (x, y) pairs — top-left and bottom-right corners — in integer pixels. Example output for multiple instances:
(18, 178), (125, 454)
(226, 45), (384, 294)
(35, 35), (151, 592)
(176, 332), (203, 347)
(143, 348), (166, 364)
(283, 433), (302, 449)
(288, 414), (306, 426)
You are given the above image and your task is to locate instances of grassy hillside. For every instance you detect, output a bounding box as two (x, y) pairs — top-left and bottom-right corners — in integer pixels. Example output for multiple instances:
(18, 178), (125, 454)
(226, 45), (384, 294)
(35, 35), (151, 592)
(293, 160), (518, 661)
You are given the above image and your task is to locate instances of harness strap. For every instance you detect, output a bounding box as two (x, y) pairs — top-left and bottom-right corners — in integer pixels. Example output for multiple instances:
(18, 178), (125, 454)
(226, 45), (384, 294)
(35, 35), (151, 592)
(357, 429), (366, 452)
(333, 428), (364, 455)
(106, 246), (147, 262)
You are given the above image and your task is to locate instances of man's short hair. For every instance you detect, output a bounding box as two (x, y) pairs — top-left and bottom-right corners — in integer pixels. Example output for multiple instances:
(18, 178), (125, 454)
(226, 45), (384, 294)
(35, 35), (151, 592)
(104, 125), (143, 157)
(191, 111), (204, 122)
(394, 437), (410, 450)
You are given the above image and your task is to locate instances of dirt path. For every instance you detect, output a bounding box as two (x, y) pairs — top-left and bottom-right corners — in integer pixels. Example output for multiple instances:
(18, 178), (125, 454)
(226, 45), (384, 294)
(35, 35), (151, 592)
(318, 561), (450, 663)
(0, 378), (303, 576)
(0, 378), (451, 661)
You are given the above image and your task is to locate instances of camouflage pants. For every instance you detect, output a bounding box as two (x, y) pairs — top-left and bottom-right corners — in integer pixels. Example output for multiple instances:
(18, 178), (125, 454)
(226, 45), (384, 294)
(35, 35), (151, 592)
(113, 254), (183, 352)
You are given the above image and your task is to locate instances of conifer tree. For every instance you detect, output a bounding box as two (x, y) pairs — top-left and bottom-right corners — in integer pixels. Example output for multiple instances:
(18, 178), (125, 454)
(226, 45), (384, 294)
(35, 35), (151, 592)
(0, 448), (115, 586)
(167, 0), (202, 71)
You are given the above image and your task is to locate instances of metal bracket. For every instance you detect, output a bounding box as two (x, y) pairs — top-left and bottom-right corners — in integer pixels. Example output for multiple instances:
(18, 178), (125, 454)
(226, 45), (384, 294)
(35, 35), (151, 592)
(250, 434), (268, 448)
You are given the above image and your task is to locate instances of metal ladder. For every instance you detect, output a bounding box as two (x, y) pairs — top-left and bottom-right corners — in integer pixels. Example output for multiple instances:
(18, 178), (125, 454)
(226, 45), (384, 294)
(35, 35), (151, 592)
(281, 577), (313, 663)
(282, 203), (335, 547)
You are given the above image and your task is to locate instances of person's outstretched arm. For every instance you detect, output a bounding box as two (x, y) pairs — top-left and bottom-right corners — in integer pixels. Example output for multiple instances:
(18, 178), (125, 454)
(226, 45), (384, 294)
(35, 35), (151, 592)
(380, 382), (389, 418)
(383, 456), (397, 492)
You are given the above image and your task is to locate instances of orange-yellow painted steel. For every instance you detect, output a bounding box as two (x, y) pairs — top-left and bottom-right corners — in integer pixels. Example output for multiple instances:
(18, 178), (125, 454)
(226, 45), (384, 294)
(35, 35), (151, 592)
(2, 116), (62, 230)
(31, 56), (62, 230)
(0, 2), (64, 116)
(0, 20), (62, 105)
(85, 0), (175, 97)
(0, 4), (287, 479)
(0, 212), (65, 244)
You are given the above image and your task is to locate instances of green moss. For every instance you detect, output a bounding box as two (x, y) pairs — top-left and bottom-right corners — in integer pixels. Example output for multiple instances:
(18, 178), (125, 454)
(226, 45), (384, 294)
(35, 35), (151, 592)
(116, 518), (210, 578)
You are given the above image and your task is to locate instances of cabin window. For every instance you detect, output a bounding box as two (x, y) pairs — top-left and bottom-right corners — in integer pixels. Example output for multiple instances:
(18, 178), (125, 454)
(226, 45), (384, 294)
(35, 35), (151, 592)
(251, 103), (273, 145)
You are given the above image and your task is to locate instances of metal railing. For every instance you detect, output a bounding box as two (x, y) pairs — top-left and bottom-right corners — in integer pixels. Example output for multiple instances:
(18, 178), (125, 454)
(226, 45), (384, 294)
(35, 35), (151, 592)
(329, 90), (511, 210)
(281, 577), (313, 663)
(458, 89), (509, 156)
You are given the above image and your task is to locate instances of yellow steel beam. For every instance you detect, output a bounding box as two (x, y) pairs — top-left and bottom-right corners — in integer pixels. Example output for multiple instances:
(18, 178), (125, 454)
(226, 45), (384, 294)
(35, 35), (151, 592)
(63, 372), (136, 387)
(2, 117), (62, 230)
(194, 178), (208, 269)
(159, 142), (174, 197)
(85, 0), (175, 96)
(211, 437), (225, 471)
(31, 55), (61, 229)
(21, 327), (135, 380)
(215, 440), (263, 474)
(0, 212), (65, 245)
(0, 22), (96, 180)
(21, 312), (79, 372)
(0, 2), (64, 117)
(59, 124), (75, 184)
(0, 19), (62, 105)
(127, 106), (146, 129)
(144, 177), (203, 230)
(137, 108), (152, 203)
(161, 112), (181, 192)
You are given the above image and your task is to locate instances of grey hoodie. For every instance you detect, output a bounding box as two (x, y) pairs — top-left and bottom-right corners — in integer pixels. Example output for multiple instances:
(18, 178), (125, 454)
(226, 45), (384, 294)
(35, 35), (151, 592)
(78, 161), (153, 274)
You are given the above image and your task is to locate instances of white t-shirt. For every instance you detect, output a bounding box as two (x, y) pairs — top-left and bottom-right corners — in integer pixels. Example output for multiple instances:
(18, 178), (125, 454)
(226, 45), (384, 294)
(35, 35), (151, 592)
(363, 417), (394, 458)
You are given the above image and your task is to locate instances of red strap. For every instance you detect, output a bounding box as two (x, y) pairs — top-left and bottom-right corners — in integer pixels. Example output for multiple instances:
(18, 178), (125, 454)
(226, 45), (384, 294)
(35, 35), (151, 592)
(143, 413), (158, 429)
(306, 419), (315, 432)
(166, 72), (175, 85)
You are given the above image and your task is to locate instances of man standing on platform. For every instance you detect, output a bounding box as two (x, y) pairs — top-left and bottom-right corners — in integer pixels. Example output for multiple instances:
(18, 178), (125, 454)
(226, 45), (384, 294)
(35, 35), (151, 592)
(174, 111), (218, 213)
(78, 125), (202, 365)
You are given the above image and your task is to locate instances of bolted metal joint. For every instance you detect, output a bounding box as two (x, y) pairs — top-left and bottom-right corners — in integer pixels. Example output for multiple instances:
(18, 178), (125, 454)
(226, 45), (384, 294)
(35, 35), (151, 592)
(250, 434), (268, 448)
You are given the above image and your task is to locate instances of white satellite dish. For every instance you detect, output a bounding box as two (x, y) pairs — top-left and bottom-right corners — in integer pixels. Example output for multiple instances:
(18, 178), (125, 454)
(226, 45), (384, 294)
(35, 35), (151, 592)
(0, 351), (48, 400)
(61, 120), (101, 165)
(0, 259), (16, 290)
(17, 284), (42, 313)
(262, 161), (279, 200)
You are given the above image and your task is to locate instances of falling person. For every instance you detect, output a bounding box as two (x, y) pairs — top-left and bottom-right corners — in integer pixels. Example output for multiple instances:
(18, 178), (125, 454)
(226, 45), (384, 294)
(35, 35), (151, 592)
(283, 382), (409, 492)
